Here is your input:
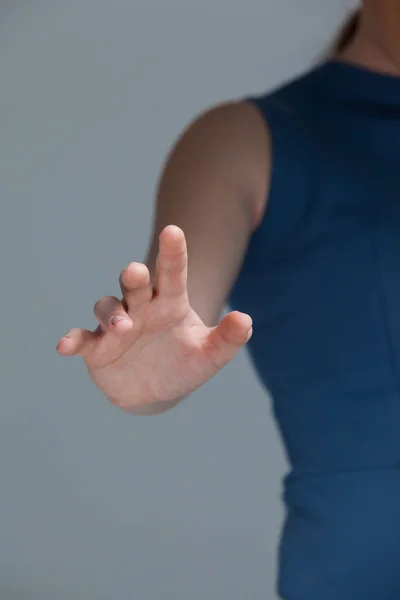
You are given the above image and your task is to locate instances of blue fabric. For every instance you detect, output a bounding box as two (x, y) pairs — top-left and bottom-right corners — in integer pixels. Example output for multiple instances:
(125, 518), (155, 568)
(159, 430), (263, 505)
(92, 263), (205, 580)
(228, 61), (400, 599)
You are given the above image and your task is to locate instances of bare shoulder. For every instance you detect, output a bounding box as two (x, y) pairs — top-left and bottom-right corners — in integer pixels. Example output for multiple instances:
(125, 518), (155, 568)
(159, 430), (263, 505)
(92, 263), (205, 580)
(176, 100), (271, 229)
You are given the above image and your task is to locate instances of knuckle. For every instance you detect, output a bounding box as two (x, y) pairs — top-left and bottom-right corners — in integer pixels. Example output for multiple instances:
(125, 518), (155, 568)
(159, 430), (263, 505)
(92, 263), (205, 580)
(93, 299), (103, 313)
(94, 298), (107, 314)
(94, 296), (114, 313)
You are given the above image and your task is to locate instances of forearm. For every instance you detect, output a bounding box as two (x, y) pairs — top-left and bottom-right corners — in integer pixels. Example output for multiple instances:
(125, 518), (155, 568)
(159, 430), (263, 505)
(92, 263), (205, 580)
(144, 101), (268, 327)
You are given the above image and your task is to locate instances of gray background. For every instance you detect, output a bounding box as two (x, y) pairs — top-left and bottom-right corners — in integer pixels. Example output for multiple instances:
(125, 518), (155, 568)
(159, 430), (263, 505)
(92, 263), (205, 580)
(1, 1), (355, 599)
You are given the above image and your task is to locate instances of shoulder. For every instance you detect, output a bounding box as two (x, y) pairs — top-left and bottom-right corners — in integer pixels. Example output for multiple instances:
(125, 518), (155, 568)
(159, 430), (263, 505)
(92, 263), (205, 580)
(178, 100), (271, 230)
(185, 99), (271, 166)
(178, 66), (321, 229)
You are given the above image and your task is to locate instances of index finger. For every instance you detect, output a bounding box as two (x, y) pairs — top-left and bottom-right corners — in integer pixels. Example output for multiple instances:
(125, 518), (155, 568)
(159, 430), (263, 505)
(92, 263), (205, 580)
(155, 225), (188, 299)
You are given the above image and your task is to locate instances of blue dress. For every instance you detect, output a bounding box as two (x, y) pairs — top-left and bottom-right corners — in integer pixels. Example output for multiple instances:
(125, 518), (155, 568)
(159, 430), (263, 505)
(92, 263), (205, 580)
(228, 60), (400, 599)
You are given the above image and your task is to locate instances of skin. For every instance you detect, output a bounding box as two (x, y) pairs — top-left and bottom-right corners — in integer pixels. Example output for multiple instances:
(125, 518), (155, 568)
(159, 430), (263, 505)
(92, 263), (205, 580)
(341, 0), (400, 75)
(56, 0), (399, 416)
(56, 103), (270, 415)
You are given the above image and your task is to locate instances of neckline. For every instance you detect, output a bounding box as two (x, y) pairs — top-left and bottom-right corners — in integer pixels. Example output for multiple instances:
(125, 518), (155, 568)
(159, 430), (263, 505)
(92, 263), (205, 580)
(313, 59), (400, 105)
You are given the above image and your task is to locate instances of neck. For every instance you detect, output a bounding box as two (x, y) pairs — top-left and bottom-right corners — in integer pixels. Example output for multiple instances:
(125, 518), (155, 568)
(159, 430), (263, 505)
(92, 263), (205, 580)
(339, 2), (400, 76)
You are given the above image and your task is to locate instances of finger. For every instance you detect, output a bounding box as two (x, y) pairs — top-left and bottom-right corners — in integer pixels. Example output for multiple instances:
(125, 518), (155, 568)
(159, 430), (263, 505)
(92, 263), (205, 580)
(56, 327), (97, 357)
(119, 262), (153, 311)
(205, 311), (253, 369)
(155, 225), (188, 299)
(94, 296), (133, 335)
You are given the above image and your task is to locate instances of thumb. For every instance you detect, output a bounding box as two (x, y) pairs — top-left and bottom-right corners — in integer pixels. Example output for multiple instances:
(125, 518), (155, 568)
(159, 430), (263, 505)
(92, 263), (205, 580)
(206, 311), (253, 369)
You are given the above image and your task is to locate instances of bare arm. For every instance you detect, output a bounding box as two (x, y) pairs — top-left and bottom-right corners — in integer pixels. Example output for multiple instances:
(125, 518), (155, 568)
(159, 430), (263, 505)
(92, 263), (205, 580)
(126, 101), (271, 416)
(145, 100), (271, 327)
(58, 100), (271, 416)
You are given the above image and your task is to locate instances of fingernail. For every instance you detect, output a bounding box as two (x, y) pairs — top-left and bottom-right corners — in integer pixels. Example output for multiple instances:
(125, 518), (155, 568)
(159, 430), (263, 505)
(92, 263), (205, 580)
(110, 316), (127, 326)
(56, 336), (68, 351)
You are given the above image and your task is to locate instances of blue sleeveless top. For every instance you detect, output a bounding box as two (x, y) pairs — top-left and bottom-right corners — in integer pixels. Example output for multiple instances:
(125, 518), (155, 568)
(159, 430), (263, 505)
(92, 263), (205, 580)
(228, 61), (400, 599)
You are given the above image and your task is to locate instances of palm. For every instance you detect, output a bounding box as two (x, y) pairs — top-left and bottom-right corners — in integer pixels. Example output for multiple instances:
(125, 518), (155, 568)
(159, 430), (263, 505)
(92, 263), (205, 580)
(89, 307), (220, 408)
(57, 226), (252, 411)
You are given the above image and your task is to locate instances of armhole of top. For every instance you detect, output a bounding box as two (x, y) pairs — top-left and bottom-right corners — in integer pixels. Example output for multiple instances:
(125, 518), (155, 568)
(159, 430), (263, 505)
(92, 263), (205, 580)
(242, 93), (314, 265)
(227, 91), (315, 312)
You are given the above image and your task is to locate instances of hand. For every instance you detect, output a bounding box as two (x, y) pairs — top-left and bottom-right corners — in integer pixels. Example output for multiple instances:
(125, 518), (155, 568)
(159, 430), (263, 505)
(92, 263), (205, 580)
(56, 225), (253, 412)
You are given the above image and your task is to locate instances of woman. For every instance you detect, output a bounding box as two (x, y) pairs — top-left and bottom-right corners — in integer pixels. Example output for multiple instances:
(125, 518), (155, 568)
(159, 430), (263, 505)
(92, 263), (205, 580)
(56, 2), (400, 598)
